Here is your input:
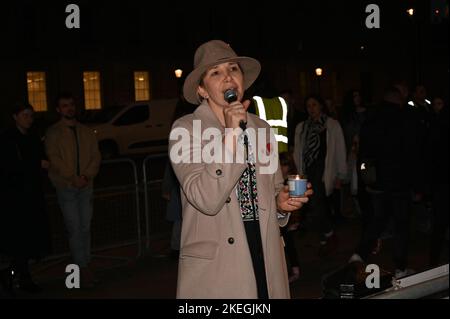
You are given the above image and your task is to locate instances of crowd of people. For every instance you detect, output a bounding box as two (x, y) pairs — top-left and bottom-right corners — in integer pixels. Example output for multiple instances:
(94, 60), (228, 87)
(0, 39), (448, 299)
(285, 82), (448, 282)
(0, 93), (101, 297)
(164, 40), (448, 298)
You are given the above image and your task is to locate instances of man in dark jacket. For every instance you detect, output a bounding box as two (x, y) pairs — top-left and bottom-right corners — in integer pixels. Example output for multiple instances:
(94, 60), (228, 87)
(427, 98), (449, 266)
(349, 87), (423, 278)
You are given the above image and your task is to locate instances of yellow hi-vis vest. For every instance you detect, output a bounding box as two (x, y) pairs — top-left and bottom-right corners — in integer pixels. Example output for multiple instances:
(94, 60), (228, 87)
(253, 96), (288, 153)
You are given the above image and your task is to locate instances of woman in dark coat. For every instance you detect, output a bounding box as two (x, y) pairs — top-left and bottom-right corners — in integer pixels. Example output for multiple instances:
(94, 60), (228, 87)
(0, 102), (51, 293)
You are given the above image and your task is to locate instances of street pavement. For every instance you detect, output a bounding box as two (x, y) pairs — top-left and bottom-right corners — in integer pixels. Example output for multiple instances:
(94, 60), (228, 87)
(18, 209), (447, 299)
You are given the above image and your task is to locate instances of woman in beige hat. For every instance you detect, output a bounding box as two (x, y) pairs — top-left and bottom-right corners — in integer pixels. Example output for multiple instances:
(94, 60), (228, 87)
(169, 40), (312, 298)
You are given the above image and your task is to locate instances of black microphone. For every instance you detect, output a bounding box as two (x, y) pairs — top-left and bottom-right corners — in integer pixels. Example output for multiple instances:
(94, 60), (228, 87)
(224, 89), (237, 103)
(224, 89), (246, 131)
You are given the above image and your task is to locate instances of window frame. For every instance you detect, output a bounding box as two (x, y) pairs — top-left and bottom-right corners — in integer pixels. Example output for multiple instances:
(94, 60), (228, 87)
(26, 71), (48, 112)
(83, 71), (102, 110)
(134, 71), (150, 102)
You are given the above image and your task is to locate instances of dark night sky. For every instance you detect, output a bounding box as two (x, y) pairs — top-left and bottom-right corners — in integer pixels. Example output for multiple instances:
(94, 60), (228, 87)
(0, 0), (448, 120)
(1, 0), (448, 61)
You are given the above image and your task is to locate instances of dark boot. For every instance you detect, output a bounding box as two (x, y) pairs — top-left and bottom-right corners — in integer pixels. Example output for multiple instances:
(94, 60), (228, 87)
(12, 258), (42, 294)
(319, 233), (339, 257)
(17, 272), (42, 294)
(0, 268), (15, 298)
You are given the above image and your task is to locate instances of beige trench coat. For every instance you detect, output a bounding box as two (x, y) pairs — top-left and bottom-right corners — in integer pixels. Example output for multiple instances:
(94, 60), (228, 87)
(169, 101), (291, 299)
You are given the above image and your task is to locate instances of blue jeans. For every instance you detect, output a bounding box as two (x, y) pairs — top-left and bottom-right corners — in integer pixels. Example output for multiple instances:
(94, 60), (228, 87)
(56, 187), (93, 267)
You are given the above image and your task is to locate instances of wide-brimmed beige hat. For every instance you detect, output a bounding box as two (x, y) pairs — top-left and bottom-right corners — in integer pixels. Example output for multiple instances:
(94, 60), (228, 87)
(183, 40), (261, 105)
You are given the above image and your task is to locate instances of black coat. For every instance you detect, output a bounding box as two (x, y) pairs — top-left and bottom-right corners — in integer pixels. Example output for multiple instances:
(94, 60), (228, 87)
(359, 102), (423, 193)
(426, 108), (449, 186)
(0, 127), (51, 259)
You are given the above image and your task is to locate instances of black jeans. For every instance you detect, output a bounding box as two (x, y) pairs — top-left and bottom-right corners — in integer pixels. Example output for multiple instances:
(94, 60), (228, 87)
(356, 190), (411, 270)
(306, 162), (333, 238)
(430, 184), (449, 267)
(244, 221), (268, 299)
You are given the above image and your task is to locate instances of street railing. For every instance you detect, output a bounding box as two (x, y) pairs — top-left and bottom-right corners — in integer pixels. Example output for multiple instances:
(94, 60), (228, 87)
(142, 153), (169, 251)
(366, 264), (449, 299)
(38, 157), (145, 272)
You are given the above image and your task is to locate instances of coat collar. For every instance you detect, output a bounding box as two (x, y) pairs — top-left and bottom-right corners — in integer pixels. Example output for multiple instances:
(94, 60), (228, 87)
(193, 101), (222, 129)
(193, 100), (258, 131)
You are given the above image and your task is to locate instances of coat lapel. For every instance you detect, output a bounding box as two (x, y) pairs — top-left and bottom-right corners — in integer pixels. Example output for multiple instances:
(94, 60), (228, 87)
(193, 104), (272, 251)
(245, 115), (271, 249)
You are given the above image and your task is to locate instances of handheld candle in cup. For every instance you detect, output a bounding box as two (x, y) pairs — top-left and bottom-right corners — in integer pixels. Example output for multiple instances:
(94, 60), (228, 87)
(288, 174), (308, 197)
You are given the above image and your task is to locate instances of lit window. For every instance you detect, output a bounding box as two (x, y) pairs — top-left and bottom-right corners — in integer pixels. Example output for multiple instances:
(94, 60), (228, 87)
(83, 71), (102, 110)
(134, 71), (150, 101)
(27, 72), (48, 111)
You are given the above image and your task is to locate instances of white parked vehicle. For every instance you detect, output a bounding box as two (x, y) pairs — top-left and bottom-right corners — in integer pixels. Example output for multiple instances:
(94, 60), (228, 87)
(86, 99), (177, 159)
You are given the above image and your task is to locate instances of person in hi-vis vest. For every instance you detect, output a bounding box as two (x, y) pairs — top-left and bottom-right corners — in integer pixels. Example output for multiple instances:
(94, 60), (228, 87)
(252, 96), (289, 153)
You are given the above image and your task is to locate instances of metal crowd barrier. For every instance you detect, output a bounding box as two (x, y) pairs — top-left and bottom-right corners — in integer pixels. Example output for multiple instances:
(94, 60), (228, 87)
(95, 158), (142, 258)
(33, 153), (174, 281)
(142, 153), (169, 252)
(35, 158), (143, 275)
(366, 264), (449, 299)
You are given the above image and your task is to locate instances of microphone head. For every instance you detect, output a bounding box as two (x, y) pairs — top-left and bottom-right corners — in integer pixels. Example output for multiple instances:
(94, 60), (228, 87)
(224, 89), (238, 103)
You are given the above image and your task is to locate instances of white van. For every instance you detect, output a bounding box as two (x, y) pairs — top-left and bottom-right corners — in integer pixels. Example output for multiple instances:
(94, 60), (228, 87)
(86, 99), (177, 158)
